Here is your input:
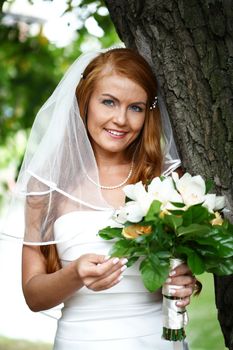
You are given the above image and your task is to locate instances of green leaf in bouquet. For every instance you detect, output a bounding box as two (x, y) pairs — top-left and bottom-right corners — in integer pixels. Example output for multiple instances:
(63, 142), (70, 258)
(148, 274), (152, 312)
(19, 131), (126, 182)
(148, 224), (173, 251)
(197, 240), (233, 258)
(194, 244), (220, 258)
(156, 251), (172, 259)
(213, 233), (233, 257)
(109, 239), (135, 257)
(182, 204), (212, 226)
(194, 226), (233, 258)
(187, 251), (205, 275)
(168, 209), (186, 216)
(131, 247), (148, 256)
(205, 179), (213, 194)
(149, 252), (161, 267)
(134, 230), (155, 243)
(222, 219), (233, 232)
(126, 256), (139, 267)
(149, 239), (170, 255)
(181, 208), (192, 226)
(163, 214), (183, 231)
(177, 223), (211, 237)
(144, 200), (161, 222)
(98, 226), (123, 240)
(205, 256), (233, 276)
(170, 202), (186, 208)
(139, 256), (169, 292)
(192, 204), (214, 223)
(174, 245), (196, 259)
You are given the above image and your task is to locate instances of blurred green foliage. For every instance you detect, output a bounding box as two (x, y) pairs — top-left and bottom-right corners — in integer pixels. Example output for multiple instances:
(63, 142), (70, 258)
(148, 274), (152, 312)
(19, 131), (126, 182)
(0, 0), (120, 204)
(0, 0), (119, 145)
(0, 24), (64, 144)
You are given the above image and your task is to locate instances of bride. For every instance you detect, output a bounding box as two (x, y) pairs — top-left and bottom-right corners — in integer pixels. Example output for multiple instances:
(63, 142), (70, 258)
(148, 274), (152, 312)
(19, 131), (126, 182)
(8, 47), (196, 349)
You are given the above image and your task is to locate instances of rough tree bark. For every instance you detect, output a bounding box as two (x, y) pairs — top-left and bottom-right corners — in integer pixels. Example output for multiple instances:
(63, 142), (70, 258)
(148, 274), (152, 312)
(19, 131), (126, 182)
(104, 0), (233, 348)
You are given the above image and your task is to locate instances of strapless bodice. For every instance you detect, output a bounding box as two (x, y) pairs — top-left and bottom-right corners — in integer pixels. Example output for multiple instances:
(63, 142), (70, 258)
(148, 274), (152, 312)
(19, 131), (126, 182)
(53, 211), (187, 350)
(54, 210), (161, 295)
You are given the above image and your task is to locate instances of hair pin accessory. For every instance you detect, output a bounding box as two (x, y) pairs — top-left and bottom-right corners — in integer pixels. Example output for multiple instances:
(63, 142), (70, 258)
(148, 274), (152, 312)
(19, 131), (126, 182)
(150, 96), (158, 110)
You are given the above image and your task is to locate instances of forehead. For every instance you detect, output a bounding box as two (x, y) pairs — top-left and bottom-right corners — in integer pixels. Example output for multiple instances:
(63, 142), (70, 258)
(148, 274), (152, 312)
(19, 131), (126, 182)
(93, 73), (147, 101)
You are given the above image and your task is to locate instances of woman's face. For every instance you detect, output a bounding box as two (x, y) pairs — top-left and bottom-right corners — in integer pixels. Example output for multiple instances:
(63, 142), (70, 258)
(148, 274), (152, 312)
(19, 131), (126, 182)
(87, 73), (147, 159)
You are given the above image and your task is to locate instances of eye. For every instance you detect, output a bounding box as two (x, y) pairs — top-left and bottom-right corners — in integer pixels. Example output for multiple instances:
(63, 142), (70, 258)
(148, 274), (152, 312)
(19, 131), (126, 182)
(129, 105), (143, 113)
(102, 99), (114, 107)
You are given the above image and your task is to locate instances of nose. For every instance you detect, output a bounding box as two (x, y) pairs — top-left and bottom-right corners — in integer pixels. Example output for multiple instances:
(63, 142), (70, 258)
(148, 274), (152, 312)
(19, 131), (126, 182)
(113, 106), (127, 126)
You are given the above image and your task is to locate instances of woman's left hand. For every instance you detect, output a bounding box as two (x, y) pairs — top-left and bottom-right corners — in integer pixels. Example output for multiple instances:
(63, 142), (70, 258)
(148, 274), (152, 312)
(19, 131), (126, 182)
(165, 263), (196, 307)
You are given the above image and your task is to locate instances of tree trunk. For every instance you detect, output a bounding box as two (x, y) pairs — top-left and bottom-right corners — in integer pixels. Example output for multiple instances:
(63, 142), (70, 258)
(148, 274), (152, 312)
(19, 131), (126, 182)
(104, 0), (233, 348)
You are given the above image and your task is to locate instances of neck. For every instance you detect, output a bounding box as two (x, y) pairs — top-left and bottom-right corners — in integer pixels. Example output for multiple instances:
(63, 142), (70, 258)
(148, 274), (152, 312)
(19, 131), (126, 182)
(85, 148), (134, 190)
(94, 150), (131, 169)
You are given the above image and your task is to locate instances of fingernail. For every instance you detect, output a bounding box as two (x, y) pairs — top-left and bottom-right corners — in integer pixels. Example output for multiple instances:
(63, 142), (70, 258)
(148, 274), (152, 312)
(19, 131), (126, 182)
(169, 270), (176, 276)
(118, 275), (124, 282)
(113, 257), (120, 265)
(166, 278), (172, 283)
(104, 255), (110, 261)
(121, 258), (128, 265)
(121, 265), (127, 272)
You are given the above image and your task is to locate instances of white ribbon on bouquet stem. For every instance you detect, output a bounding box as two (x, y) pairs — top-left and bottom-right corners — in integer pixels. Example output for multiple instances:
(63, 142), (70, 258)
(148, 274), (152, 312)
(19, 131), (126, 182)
(162, 258), (189, 330)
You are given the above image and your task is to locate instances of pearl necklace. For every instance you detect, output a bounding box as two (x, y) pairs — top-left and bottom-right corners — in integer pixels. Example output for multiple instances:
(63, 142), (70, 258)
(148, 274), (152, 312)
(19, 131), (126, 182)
(86, 162), (134, 190)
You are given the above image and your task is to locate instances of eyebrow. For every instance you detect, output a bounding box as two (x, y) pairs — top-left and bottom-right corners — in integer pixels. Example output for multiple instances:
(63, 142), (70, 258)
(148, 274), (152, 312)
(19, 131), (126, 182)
(101, 93), (147, 106)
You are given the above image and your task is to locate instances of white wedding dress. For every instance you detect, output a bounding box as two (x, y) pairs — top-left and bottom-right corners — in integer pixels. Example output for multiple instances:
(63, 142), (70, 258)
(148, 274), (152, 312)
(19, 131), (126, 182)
(53, 210), (188, 350)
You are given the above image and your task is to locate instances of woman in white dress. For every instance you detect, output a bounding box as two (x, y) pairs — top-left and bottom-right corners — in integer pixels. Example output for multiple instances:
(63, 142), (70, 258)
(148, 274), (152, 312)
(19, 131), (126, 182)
(15, 47), (197, 349)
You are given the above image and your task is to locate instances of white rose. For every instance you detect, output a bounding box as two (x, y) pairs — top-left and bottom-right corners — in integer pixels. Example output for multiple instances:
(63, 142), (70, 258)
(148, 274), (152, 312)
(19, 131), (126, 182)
(214, 196), (225, 210)
(123, 181), (146, 201)
(114, 201), (146, 224)
(148, 176), (183, 210)
(123, 181), (154, 215)
(203, 194), (225, 212)
(172, 172), (206, 207)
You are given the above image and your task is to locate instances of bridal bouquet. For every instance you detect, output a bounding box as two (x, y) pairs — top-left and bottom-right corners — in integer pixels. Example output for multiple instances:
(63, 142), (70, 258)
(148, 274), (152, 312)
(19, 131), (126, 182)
(99, 172), (233, 342)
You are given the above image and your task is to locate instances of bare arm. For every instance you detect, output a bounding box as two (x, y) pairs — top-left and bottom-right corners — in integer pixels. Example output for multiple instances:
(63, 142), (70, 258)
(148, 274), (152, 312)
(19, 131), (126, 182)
(22, 245), (127, 312)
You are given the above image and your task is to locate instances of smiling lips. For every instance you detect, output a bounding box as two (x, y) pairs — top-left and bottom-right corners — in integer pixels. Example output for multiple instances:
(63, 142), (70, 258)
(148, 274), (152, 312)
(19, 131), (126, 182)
(105, 128), (128, 138)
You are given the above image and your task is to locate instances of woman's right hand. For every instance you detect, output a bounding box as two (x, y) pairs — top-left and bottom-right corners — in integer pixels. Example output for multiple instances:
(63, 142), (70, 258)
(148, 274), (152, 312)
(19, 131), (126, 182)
(75, 254), (128, 291)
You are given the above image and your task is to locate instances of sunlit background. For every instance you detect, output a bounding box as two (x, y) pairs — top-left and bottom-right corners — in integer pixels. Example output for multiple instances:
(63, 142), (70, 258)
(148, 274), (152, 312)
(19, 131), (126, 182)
(0, 1), (228, 349)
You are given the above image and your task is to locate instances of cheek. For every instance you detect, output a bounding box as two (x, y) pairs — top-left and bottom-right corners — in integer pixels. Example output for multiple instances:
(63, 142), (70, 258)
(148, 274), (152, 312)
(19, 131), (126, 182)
(86, 109), (99, 132)
(87, 104), (108, 129)
(130, 115), (146, 133)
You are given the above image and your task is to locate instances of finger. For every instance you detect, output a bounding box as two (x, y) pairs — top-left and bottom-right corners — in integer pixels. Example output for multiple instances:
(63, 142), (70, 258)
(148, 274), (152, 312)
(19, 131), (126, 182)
(176, 296), (190, 307)
(95, 257), (128, 278)
(88, 268), (124, 291)
(168, 275), (196, 286)
(84, 258), (128, 288)
(169, 286), (193, 299)
(169, 263), (192, 277)
(81, 255), (127, 278)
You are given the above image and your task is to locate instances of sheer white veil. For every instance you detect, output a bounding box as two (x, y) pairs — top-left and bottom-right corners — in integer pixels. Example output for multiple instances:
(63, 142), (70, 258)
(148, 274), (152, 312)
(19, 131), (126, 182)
(0, 46), (181, 245)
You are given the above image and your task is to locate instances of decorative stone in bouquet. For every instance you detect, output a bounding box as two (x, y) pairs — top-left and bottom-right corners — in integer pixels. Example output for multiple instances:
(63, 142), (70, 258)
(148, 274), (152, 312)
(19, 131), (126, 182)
(162, 258), (188, 341)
